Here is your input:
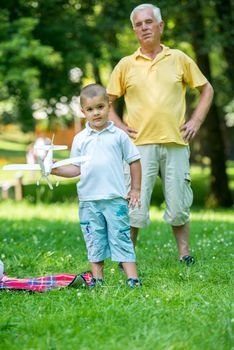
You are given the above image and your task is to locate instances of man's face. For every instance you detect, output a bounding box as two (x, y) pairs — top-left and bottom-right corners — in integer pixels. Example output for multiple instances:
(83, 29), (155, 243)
(132, 8), (164, 45)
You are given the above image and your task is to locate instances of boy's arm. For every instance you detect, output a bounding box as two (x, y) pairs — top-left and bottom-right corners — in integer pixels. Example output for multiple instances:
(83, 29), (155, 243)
(127, 159), (141, 209)
(51, 164), (80, 178)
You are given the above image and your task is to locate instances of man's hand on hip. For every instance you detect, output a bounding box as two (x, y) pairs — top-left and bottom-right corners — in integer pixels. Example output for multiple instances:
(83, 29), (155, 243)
(125, 126), (138, 139)
(180, 118), (202, 143)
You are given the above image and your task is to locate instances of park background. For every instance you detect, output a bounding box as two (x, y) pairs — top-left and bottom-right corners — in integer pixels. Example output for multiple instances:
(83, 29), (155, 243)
(0, 1), (233, 350)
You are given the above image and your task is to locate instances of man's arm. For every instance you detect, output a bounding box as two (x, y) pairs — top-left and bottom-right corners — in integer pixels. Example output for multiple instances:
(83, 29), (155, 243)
(108, 94), (138, 139)
(51, 164), (80, 178)
(127, 159), (141, 209)
(180, 81), (214, 142)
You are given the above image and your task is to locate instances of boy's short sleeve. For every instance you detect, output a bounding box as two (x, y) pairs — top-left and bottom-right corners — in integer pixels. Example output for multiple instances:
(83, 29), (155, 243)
(121, 132), (141, 164)
(70, 134), (81, 158)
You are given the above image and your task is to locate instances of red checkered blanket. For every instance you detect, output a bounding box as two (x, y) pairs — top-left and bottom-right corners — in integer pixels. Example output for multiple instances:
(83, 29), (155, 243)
(0, 272), (93, 292)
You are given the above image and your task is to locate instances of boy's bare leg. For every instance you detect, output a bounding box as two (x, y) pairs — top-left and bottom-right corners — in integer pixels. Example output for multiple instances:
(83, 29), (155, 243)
(122, 262), (138, 279)
(130, 226), (139, 247)
(91, 261), (104, 279)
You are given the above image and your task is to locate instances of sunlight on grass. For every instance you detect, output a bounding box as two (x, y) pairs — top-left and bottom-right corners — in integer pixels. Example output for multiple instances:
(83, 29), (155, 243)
(150, 206), (234, 223)
(0, 139), (28, 151)
(191, 210), (234, 222)
(191, 164), (210, 175)
(0, 201), (78, 221)
(1, 202), (234, 224)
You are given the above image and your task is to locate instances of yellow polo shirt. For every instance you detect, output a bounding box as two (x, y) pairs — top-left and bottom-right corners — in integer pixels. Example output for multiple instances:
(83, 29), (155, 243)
(107, 45), (207, 146)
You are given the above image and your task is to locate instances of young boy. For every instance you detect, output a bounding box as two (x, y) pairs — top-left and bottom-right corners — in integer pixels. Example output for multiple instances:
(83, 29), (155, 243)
(52, 83), (142, 288)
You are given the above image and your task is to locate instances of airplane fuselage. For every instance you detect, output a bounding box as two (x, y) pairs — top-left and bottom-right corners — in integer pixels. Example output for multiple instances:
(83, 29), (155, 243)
(43, 149), (53, 176)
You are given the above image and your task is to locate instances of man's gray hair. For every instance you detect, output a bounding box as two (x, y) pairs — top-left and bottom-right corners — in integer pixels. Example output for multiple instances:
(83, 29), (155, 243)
(130, 4), (162, 25)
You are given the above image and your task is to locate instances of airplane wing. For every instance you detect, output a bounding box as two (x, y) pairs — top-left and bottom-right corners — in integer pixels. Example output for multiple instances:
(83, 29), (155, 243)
(34, 145), (67, 151)
(3, 164), (41, 171)
(52, 156), (90, 169)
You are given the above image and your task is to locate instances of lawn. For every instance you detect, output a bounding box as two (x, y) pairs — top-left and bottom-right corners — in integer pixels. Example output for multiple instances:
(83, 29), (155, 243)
(0, 201), (233, 350)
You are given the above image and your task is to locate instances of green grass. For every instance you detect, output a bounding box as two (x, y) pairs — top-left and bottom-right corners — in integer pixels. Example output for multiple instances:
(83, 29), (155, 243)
(0, 201), (233, 350)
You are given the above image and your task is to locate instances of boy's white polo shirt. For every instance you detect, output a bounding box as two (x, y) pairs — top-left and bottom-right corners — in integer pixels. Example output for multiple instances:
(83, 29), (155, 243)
(70, 121), (140, 201)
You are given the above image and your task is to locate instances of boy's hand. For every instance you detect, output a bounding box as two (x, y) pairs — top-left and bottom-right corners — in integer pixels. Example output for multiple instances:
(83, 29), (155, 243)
(127, 189), (141, 209)
(51, 159), (58, 175)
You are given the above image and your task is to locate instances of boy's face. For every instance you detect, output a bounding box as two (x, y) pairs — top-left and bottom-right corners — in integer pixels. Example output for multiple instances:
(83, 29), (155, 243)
(81, 95), (110, 131)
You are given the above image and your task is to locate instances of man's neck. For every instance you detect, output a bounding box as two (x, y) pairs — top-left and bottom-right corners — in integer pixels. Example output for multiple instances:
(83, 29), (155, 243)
(140, 44), (163, 60)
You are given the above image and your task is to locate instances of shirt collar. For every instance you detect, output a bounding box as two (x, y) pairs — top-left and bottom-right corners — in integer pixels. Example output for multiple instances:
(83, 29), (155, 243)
(134, 44), (171, 60)
(86, 121), (116, 135)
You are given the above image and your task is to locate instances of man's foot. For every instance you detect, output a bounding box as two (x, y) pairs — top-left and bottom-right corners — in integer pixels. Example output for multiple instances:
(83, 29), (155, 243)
(180, 255), (195, 266)
(126, 278), (142, 288)
(89, 277), (104, 289)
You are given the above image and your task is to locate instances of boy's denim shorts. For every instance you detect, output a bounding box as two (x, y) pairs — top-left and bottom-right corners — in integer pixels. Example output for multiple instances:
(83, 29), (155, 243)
(79, 198), (136, 263)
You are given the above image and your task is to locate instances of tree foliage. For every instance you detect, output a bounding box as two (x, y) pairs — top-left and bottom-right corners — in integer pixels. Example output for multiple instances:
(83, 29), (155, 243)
(0, 0), (233, 205)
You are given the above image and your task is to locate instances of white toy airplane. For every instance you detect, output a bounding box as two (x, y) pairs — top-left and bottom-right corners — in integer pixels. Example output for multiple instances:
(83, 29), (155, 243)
(3, 139), (89, 190)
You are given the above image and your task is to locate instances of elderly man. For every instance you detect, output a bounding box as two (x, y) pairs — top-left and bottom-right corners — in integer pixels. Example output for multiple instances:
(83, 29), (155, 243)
(107, 4), (213, 265)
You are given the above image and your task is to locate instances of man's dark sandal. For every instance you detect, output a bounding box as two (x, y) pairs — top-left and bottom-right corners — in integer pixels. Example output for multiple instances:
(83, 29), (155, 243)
(180, 255), (195, 266)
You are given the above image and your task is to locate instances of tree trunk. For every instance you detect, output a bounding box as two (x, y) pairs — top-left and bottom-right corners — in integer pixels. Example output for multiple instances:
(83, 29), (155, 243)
(215, 0), (234, 90)
(92, 58), (102, 85)
(187, 0), (233, 206)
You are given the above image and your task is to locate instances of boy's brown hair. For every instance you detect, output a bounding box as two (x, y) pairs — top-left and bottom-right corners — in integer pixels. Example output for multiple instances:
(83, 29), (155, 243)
(80, 84), (109, 106)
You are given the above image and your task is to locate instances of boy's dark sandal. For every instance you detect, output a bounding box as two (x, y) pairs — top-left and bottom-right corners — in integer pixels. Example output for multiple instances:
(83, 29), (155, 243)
(127, 278), (142, 288)
(89, 277), (104, 289)
(180, 255), (195, 266)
